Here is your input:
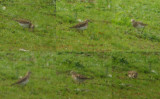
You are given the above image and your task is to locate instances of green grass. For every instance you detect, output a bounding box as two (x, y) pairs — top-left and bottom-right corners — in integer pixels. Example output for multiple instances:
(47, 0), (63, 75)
(0, 52), (160, 99)
(0, 0), (55, 51)
(56, 0), (160, 52)
(0, 0), (160, 99)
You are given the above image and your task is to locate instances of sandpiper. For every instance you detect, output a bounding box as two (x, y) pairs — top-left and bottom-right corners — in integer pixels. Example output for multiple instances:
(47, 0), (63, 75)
(131, 19), (147, 28)
(70, 71), (90, 83)
(15, 19), (34, 30)
(131, 19), (147, 33)
(128, 71), (138, 78)
(11, 71), (31, 86)
(70, 19), (90, 30)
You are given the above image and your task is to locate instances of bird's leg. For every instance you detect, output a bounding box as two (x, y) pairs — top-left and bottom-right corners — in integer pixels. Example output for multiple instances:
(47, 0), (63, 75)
(83, 82), (86, 86)
(29, 28), (34, 32)
(141, 27), (145, 34)
(135, 29), (138, 33)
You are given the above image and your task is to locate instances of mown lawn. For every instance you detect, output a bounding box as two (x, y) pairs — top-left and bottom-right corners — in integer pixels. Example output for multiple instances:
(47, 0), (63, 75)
(56, 0), (160, 52)
(0, 52), (160, 99)
(0, 0), (55, 51)
(0, 0), (160, 99)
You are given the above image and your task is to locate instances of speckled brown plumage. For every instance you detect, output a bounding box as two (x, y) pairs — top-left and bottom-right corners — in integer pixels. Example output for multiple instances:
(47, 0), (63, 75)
(128, 71), (138, 78)
(15, 19), (34, 29)
(11, 71), (31, 86)
(131, 19), (147, 28)
(70, 71), (90, 83)
(70, 20), (89, 30)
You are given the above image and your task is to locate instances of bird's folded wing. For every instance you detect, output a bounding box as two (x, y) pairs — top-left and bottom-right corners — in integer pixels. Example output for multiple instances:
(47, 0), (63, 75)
(138, 22), (147, 26)
(11, 77), (28, 85)
(71, 22), (86, 28)
(15, 19), (31, 24)
(77, 74), (89, 79)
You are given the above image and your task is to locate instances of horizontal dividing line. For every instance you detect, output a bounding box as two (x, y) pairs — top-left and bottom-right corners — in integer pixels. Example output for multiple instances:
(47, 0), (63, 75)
(0, 51), (160, 53)
(0, 3), (55, 6)
(59, 1), (96, 4)
(0, 2), (106, 5)
(56, 51), (160, 55)
(0, 1), (54, 3)
(112, 78), (160, 81)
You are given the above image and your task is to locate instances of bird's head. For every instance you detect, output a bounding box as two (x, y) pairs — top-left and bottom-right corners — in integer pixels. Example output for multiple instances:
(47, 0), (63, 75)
(131, 19), (135, 22)
(85, 19), (91, 23)
(27, 71), (32, 75)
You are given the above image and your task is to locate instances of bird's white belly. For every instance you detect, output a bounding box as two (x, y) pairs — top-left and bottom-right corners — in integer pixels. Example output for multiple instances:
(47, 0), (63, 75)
(21, 79), (29, 85)
(72, 75), (77, 81)
(77, 25), (87, 30)
(128, 75), (132, 78)
(137, 24), (144, 28)
(19, 23), (30, 28)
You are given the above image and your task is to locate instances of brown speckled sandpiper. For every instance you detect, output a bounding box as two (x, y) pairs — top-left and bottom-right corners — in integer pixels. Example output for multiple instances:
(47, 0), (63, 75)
(11, 71), (31, 86)
(15, 19), (34, 30)
(128, 71), (138, 78)
(131, 19), (147, 33)
(70, 71), (91, 83)
(70, 19), (90, 30)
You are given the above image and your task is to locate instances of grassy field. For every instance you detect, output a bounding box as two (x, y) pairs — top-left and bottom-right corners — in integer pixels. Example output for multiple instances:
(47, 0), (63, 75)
(56, 0), (160, 52)
(0, 0), (160, 99)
